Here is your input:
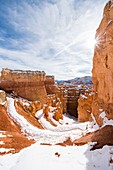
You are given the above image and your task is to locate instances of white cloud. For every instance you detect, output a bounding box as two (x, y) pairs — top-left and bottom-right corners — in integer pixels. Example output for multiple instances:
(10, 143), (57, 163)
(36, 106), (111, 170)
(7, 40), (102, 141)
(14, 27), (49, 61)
(0, 0), (107, 79)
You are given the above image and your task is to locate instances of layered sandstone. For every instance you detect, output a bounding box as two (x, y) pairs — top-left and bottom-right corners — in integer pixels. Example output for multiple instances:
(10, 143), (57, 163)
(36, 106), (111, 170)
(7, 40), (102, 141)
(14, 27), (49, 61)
(92, 0), (113, 125)
(78, 90), (93, 122)
(0, 68), (47, 103)
(0, 68), (93, 118)
(49, 84), (91, 118)
(55, 86), (67, 113)
(66, 87), (79, 117)
(45, 77), (68, 114)
(45, 75), (56, 94)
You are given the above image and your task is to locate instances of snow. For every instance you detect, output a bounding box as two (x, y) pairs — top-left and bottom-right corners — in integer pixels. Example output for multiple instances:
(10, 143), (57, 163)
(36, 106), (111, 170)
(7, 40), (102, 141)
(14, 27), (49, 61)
(110, 3), (113, 8)
(0, 133), (6, 137)
(0, 90), (4, 93)
(0, 101), (6, 106)
(81, 94), (88, 99)
(103, 117), (113, 127)
(99, 109), (103, 112)
(87, 113), (99, 132)
(0, 143), (113, 170)
(108, 20), (112, 25)
(11, 70), (45, 75)
(35, 109), (87, 132)
(89, 92), (94, 96)
(22, 101), (30, 107)
(0, 148), (15, 153)
(6, 97), (88, 143)
(0, 97), (112, 170)
(0, 141), (4, 145)
(100, 111), (106, 118)
(99, 111), (113, 127)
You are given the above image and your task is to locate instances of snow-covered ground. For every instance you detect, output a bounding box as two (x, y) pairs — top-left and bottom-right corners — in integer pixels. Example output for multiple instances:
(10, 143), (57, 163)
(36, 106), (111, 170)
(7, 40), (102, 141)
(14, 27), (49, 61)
(6, 97), (89, 144)
(0, 97), (113, 170)
(0, 143), (113, 170)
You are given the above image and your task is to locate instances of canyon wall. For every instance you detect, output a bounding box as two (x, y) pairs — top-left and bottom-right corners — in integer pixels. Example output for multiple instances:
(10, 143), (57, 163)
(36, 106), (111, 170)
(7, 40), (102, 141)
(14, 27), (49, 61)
(0, 68), (92, 117)
(78, 90), (93, 122)
(66, 86), (80, 117)
(0, 68), (47, 103)
(92, 0), (113, 125)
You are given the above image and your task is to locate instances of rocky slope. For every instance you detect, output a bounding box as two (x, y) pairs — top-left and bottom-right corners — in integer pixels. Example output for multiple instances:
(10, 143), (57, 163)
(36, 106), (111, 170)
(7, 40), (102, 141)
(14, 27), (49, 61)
(92, 0), (113, 126)
(0, 102), (34, 155)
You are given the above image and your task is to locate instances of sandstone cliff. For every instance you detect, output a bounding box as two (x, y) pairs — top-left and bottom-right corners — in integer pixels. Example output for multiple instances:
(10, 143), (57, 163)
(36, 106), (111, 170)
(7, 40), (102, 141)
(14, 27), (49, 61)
(0, 68), (47, 103)
(78, 90), (93, 122)
(92, 0), (113, 125)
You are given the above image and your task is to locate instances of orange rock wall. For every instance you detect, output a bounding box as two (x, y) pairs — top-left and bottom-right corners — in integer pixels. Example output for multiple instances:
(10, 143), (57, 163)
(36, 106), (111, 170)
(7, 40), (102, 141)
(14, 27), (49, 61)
(0, 68), (47, 103)
(78, 91), (93, 122)
(92, 1), (113, 125)
(66, 87), (79, 117)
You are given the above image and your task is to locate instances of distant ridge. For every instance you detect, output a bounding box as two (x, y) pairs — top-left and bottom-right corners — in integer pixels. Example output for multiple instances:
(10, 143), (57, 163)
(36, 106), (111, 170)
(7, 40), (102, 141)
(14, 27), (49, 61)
(55, 76), (92, 86)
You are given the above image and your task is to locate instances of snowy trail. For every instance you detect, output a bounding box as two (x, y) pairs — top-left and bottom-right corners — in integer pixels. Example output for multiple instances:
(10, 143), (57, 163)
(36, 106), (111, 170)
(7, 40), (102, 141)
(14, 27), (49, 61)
(36, 109), (87, 132)
(7, 97), (88, 144)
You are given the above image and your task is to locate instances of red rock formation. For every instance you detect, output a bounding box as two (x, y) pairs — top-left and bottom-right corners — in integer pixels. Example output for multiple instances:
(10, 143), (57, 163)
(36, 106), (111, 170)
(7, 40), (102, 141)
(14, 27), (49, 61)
(45, 75), (55, 94)
(0, 68), (93, 118)
(43, 97), (63, 122)
(0, 68), (47, 103)
(42, 104), (57, 126)
(45, 76), (68, 114)
(53, 107), (63, 121)
(0, 104), (34, 155)
(46, 85), (67, 114)
(0, 90), (6, 105)
(78, 90), (93, 122)
(30, 101), (42, 116)
(43, 104), (50, 118)
(91, 125), (113, 149)
(55, 86), (67, 113)
(66, 87), (80, 117)
(15, 100), (43, 129)
(73, 125), (113, 149)
(92, 0), (113, 125)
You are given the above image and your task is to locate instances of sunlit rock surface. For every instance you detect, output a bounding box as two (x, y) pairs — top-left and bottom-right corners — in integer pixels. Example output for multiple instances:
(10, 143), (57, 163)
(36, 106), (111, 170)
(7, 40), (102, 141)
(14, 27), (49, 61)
(92, 0), (113, 125)
(78, 90), (93, 122)
(0, 68), (47, 103)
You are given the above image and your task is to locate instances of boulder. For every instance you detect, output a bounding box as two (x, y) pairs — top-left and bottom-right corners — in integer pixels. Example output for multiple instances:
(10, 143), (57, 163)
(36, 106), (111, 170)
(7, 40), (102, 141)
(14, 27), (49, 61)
(91, 125), (113, 149)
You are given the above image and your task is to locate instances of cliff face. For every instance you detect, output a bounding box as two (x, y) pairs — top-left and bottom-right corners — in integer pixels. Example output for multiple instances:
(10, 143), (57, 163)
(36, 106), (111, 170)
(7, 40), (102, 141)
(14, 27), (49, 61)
(78, 90), (93, 122)
(92, 0), (113, 125)
(0, 68), (47, 103)
(0, 68), (93, 117)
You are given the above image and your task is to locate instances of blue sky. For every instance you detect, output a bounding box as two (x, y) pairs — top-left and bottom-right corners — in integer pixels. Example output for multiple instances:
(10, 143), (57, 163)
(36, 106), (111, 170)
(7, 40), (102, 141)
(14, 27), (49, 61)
(0, 0), (107, 80)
